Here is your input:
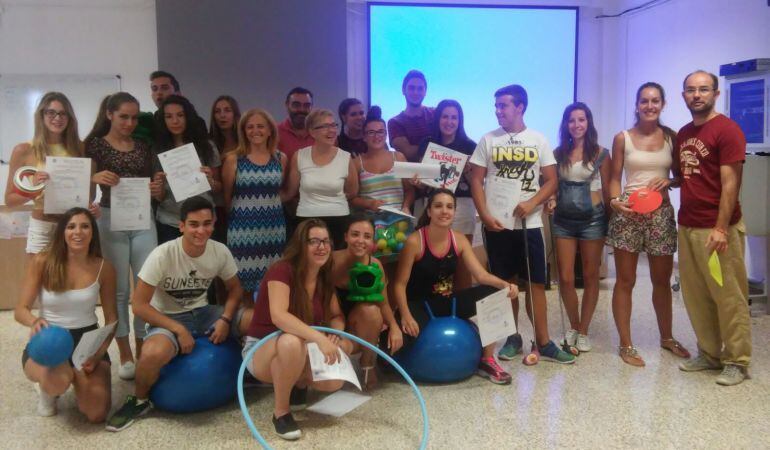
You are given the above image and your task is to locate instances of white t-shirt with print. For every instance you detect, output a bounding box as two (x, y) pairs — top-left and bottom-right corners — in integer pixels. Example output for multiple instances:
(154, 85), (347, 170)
(138, 237), (238, 314)
(469, 127), (556, 229)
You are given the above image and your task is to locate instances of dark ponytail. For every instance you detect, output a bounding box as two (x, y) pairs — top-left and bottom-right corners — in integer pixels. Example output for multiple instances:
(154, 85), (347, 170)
(85, 92), (140, 146)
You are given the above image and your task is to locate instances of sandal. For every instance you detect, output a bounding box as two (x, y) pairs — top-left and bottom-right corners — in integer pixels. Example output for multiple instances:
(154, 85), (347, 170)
(619, 346), (645, 367)
(660, 339), (691, 359)
(361, 366), (377, 390)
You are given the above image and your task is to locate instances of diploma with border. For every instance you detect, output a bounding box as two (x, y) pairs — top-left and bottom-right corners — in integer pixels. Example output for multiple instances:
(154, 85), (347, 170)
(157, 143), (211, 202)
(485, 176), (521, 230)
(111, 178), (151, 231)
(43, 156), (91, 214)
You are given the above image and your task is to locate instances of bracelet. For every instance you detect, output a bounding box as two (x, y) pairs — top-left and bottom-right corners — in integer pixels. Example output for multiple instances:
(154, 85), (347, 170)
(219, 315), (232, 325)
(714, 227), (728, 236)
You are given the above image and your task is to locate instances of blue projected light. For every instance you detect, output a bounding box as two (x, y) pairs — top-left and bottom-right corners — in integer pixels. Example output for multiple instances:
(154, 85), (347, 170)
(369, 3), (577, 146)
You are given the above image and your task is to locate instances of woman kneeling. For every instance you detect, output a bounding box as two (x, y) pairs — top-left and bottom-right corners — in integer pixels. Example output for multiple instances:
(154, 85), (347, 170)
(244, 219), (353, 441)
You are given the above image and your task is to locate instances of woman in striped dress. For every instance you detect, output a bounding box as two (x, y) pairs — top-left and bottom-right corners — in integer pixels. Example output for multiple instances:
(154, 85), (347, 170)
(223, 109), (287, 303)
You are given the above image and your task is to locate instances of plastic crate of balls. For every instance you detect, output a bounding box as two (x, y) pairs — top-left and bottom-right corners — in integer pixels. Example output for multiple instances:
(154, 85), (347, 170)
(372, 212), (414, 263)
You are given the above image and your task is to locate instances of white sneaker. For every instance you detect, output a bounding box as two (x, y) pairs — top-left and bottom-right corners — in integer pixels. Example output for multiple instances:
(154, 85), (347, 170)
(35, 384), (57, 417)
(565, 329), (578, 346)
(119, 362), (136, 380)
(576, 334), (592, 352)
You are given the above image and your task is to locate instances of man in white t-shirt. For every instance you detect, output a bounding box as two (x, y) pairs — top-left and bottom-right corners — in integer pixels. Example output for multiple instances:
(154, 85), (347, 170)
(469, 84), (575, 365)
(106, 196), (252, 432)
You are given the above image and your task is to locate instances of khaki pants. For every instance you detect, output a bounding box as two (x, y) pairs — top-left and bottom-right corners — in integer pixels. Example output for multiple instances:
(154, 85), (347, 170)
(678, 221), (751, 367)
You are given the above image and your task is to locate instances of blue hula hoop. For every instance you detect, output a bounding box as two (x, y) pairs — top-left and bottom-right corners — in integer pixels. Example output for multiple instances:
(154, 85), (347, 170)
(237, 326), (429, 449)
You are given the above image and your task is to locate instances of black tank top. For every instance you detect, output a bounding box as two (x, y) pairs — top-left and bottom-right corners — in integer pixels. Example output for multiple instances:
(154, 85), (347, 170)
(405, 227), (459, 302)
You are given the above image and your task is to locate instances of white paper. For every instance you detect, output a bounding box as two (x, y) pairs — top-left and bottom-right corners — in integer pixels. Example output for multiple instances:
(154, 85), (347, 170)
(306, 389), (372, 417)
(485, 177), (521, 230)
(44, 156), (91, 214)
(11, 211), (31, 237)
(307, 343), (362, 390)
(71, 322), (117, 370)
(475, 288), (517, 347)
(157, 143), (211, 202)
(392, 161), (441, 179)
(419, 142), (469, 192)
(110, 178), (151, 231)
(377, 205), (415, 219)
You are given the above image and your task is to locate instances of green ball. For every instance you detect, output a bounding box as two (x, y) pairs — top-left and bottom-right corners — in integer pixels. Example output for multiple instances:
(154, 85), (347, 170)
(387, 238), (397, 249)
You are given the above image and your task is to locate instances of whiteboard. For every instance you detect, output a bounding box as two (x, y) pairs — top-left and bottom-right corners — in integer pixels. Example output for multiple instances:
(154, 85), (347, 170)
(0, 74), (120, 205)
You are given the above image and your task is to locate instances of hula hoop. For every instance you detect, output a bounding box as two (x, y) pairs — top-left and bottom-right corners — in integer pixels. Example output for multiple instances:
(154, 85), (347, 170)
(237, 326), (429, 449)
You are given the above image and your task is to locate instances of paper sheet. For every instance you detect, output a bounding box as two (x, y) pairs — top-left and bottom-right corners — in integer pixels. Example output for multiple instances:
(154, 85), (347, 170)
(44, 156), (91, 214)
(377, 205), (415, 219)
(11, 211), (31, 237)
(485, 177), (521, 230)
(306, 390), (372, 417)
(110, 178), (151, 231)
(307, 343), (362, 390)
(392, 161), (441, 179)
(71, 322), (116, 370)
(475, 288), (517, 347)
(157, 143), (211, 202)
(708, 251), (723, 287)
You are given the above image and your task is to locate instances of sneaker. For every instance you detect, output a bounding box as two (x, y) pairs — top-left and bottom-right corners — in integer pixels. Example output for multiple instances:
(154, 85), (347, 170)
(678, 354), (721, 372)
(105, 395), (153, 432)
(35, 384), (57, 417)
(716, 364), (747, 386)
(539, 341), (576, 364)
(118, 362), (136, 380)
(289, 387), (307, 412)
(498, 333), (523, 360)
(273, 413), (302, 440)
(477, 357), (512, 385)
(565, 329), (578, 346)
(576, 334), (592, 352)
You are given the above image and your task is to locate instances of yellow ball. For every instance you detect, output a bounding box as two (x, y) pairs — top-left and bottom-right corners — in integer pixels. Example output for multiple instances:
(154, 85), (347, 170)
(395, 231), (406, 242)
(396, 221), (409, 231)
(377, 239), (388, 250)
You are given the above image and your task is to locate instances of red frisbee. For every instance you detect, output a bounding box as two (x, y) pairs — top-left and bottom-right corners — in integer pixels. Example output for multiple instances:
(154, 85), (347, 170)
(628, 188), (662, 213)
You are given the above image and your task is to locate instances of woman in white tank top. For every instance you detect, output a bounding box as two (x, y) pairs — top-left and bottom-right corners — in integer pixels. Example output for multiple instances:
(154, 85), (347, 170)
(15, 208), (117, 421)
(606, 82), (690, 367)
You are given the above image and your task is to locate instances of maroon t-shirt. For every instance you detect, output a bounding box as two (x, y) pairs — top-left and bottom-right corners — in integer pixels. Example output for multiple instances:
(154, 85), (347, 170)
(246, 260), (325, 338)
(387, 106), (434, 161)
(675, 114), (745, 228)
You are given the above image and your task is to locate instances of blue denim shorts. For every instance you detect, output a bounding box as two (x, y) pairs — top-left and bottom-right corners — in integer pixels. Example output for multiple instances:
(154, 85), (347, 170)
(552, 204), (608, 240)
(145, 304), (244, 354)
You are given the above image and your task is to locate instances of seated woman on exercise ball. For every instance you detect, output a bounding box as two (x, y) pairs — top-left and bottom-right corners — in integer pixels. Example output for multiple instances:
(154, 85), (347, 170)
(14, 207), (117, 421)
(392, 188), (519, 385)
(243, 218), (354, 441)
(331, 213), (403, 389)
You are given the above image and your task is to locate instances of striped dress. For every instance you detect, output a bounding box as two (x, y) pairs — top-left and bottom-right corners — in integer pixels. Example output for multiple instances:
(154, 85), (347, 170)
(227, 154), (286, 293)
(357, 152), (404, 209)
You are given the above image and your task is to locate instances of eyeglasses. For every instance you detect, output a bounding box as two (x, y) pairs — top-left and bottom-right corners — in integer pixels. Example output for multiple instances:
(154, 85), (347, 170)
(307, 237), (331, 248)
(365, 130), (387, 137)
(312, 122), (339, 131)
(43, 109), (69, 120)
(684, 87), (714, 95)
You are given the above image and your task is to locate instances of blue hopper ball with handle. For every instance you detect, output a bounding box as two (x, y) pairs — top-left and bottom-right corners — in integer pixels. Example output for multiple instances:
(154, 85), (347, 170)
(28, 325), (74, 367)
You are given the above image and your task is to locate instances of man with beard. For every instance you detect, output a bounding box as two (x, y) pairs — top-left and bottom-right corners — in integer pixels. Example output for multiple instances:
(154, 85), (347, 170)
(469, 84), (575, 365)
(278, 87), (315, 161)
(387, 70), (434, 162)
(675, 70), (751, 386)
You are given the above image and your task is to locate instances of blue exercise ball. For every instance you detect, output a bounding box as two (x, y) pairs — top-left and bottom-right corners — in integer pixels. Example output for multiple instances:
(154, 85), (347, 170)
(28, 325), (74, 367)
(395, 306), (481, 383)
(150, 337), (242, 413)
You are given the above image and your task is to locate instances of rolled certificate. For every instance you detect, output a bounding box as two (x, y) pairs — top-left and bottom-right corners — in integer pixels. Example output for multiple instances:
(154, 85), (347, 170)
(13, 166), (45, 198)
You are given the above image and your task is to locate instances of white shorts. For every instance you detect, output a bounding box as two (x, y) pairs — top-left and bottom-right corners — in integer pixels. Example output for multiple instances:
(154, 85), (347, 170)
(452, 197), (477, 235)
(26, 217), (56, 254)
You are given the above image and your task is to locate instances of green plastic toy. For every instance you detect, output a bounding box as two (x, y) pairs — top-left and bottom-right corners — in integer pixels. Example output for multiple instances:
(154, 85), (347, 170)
(347, 262), (384, 302)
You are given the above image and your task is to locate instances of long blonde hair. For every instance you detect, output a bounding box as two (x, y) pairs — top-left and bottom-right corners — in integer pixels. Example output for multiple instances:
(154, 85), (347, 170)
(31, 92), (82, 163)
(41, 208), (102, 292)
(232, 108), (279, 158)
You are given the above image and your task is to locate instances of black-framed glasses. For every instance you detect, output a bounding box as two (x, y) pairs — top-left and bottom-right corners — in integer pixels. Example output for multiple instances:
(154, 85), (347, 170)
(312, 122), (339, 131)
(43, 109), (69, 120)
(684, 87), (714, 95)
(365, 130), (387, 137)
(307, 237), (331, 248)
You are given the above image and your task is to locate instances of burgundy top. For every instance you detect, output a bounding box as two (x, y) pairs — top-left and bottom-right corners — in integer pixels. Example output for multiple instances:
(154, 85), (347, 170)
(247, 260), (325, 338)
(85, 137), (155, 208)
(387, 106), (434, 161)
(277, 118), (314, 163)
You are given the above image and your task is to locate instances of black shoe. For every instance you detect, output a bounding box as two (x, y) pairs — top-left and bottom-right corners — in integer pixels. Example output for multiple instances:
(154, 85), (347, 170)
(273, 413), (301, 440)
(289, 387), (307, 412)
(105, 396), (153, 432)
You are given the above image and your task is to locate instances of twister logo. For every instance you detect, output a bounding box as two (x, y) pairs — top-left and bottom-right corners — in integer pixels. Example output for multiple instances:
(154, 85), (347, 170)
(491, 145), (539, 192)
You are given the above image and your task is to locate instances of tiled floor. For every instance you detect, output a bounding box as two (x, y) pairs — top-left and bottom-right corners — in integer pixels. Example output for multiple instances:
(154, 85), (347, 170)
(1, 255), (768, 449)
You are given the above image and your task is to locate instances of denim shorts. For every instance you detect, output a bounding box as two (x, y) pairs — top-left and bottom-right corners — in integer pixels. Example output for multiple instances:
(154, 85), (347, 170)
(145, 304), (244, 354)
(552, 204), (608, 240)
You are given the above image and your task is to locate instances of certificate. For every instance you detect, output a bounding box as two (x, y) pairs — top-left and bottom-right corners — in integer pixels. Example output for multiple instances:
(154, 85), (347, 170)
(307, 343), (362, 390)
(485, 176), (521, 230)
(419, 142), (469, 192)
(111, 178), (151, 231)
(475, 288), (517, 347)
(392, 161), (441, 179)
(71, 322), (117, 370)
(377, 205), (415, 219)
(157, 143), (211, 202)
(43, 156), (91, 214)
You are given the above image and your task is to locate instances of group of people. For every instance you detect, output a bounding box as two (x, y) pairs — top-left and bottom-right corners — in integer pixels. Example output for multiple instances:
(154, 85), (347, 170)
(8, 67), (751, 441)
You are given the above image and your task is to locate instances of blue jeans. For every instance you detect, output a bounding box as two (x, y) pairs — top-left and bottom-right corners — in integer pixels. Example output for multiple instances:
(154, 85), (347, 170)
(98, 207), (158, 339)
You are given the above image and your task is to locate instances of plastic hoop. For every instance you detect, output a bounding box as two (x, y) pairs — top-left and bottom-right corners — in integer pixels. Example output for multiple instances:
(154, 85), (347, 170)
(237, 326), (429, 449)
